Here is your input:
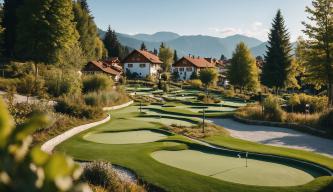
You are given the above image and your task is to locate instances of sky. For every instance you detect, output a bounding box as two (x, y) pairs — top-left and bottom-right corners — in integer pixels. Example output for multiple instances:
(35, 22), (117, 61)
(88, 0), (312, 41)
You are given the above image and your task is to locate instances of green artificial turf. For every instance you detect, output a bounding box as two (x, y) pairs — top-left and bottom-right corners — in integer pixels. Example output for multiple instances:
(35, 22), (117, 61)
(56, 103), (333, 192)
(83, 130), (168, 145)
(151, 149), (315, 186)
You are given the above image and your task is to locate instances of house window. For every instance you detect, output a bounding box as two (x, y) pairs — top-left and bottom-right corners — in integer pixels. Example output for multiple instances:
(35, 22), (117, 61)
(140, 64), (146, 68)
(173, 68), (178, 72)
(128, 64), (133, 68)
(186, 67), (193, 72)
(179, 68), (184, 71)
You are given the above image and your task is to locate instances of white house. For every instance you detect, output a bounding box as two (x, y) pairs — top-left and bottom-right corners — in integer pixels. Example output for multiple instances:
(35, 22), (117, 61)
(172, 56), (216, 80)
(122, 49), (163, 78)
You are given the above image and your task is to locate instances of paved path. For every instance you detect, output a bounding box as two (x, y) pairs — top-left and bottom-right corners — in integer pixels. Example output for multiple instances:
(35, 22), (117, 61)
(0, 90), (55, 105)
(210, 118), (333, 157)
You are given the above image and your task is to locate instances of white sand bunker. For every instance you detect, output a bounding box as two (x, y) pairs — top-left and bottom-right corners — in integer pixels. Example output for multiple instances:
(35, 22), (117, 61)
(84, 130), (168, 144)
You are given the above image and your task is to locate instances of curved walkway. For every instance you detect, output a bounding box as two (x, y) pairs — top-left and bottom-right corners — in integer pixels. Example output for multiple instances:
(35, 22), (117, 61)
(210, 118), (333, 157)
(41, 100), (133, 154)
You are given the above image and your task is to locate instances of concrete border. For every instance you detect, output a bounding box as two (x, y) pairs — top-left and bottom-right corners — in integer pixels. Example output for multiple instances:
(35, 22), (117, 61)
(41, 100), (133, 154)
(103, 100), (134, 111)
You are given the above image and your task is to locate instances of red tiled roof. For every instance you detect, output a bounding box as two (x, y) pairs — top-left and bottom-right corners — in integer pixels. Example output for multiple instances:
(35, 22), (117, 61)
(137, 50), (163, 64)
(184, 57), (216, 68)
(88, 61), (122, 76)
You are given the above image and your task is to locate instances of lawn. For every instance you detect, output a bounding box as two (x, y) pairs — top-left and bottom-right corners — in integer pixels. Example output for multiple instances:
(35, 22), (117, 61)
(56, 104), (333, 192)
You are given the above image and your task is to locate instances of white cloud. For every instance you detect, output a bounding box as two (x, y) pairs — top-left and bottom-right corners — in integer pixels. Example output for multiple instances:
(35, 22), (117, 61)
(209, 21), (269, 41)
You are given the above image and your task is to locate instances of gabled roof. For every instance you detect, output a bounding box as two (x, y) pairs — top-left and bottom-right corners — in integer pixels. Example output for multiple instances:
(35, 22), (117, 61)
(123, 49), (163, 64)
(183, 56), (216, 68)
(87, 61), (122, 76)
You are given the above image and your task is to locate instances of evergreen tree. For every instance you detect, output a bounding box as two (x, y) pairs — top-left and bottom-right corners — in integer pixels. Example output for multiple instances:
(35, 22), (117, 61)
(227, 42), (260, 92)
(173, 50), (178, 63)
(140, 42), (146, 50)
(153, 48), (158, 55)
(73, 0), (103, 61)
(302, 0), (333, 107)
(261, 10), (293, 91)
(220, 54), (227, 61)
(15, 0), (79, 63)
(160, 42), (165, 49)
(2, 0), (23, 58)
(78, 0), (89, 12)
(102, 26), (127, 59)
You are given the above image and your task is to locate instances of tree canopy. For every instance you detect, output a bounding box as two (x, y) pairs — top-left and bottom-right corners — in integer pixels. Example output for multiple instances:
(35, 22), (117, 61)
(227, 42), (260, 92)
(261, 10), (293, 90)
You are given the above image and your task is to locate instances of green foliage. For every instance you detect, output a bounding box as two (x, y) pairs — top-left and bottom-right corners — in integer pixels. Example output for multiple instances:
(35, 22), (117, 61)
(140, 42), (146, 50)
(3, 0), (24, 58)
(171, 70), (180, 81)
(302, 0), (333, 107)
(263, 95), (285, 122)
(0, 98), (88, 191)
(187, 79), (202, 89)
(319, 109), (333, 131)
(292, 94), (328, 113)
(73, 1), (104, 61)
(15, 0), (79, 63)
(199, 68), (218, 89)
(103, 26), (129, 59)
(173, 50), (178, 63)
(261, 10), (293, 89)
(288, 94), (300, 112)
(190, 71), (198, 80)
(83, 74), (113, 93)
(55, 96), (102, 119)
(44, 69), (82, 97)
(16, 73), (45, 98)
(84, 88), (129, 108)
(227, 42), (260, 92)
(158, 46), (173, 72)
(162, 83), (170, 93)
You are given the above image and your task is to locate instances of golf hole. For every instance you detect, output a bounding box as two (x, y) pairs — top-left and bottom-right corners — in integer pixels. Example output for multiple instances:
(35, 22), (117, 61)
(151, 150), (317, 186)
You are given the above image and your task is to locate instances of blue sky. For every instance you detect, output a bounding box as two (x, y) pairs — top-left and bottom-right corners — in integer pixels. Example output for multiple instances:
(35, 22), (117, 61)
(88, 0), (312, 41)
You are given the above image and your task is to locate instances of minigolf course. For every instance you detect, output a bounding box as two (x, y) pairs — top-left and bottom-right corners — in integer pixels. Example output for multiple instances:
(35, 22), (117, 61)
(151, 150), (319, 186)
(84, 130), (168, 144)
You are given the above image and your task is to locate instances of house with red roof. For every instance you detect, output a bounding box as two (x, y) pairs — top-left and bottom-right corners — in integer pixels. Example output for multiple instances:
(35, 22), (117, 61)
(122, 49), (163, 78)
(82, 58), (123, 81)
(172, 56), (216, 80)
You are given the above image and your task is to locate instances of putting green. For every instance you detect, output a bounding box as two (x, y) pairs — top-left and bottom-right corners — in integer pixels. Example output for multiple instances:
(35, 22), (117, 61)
(83, 130), (167, 144)
(130, 117), (195, 127)
(151, 150), (315, 186)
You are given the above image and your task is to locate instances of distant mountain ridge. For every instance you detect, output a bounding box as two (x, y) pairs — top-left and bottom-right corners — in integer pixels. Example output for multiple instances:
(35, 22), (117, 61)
(98, 29), (294, 58)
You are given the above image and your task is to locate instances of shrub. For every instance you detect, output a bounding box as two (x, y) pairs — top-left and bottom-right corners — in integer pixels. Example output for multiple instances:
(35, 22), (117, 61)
(187, 79), (202, 89)
(162, 83), (169, 93)
(55, 96), (103, 119)
(82, 161), (146, 192)
(263, 95), (285, 122)
(84, 89), (129, 108)
(236, 104), (263, 120)
(83, 74), (113, 93)
(224, 89), (235, 98)
(287, 94), (328, 113)
(0, 78), (19, 91)
(319, 110), (333, 131)
(44, 69), (82, 97)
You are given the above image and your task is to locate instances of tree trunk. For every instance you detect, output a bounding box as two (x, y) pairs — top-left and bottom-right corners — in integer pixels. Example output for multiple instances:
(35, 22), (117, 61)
(328, 83), (333, 108)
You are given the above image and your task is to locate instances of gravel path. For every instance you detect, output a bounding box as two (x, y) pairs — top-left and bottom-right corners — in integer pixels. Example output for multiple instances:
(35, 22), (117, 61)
(0, 90), (55, 105)
(210, 118), (333, 157)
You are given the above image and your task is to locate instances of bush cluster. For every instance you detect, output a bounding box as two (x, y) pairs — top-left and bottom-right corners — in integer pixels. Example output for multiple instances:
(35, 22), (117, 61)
(287, 94), (328, 113)
(83, 74), (113, 93)
(187, 79), (202, 89)
(263, 95), (285, 122)
(82, 161), (145, 192)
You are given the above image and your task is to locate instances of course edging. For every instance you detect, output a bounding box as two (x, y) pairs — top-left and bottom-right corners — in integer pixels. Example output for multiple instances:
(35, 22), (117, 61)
(103, 100), (134, 111)
(233, 115), (332, 139)
(41, 100), (133, 154)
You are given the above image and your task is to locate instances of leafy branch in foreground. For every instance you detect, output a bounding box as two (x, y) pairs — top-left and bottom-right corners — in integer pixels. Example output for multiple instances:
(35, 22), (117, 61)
(0, 98), (89, 192)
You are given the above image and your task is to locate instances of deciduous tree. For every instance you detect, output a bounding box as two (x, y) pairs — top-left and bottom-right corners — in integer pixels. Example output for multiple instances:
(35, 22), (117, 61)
(302, 0), (333, 107)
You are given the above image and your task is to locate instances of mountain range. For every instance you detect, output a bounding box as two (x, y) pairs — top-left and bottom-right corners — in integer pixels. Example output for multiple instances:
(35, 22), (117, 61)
(98, 29), (295, 59)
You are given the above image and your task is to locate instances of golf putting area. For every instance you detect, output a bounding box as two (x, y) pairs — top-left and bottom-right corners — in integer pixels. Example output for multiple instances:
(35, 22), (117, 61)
(151, 150), (319, 186)
(83, 130), (168, 144)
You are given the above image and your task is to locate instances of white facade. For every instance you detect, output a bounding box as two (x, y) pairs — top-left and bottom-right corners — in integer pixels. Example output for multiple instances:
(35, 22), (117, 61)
(172, 66), (196, 80)
(124, 63), (160, 77)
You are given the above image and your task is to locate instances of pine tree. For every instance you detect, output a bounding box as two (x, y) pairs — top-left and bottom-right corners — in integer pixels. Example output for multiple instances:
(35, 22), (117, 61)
(302, 0), (333, 107)
(261, 10), (293, 91)
(73, 0), (103, 61)
(3, 0), (23, 58)
(15, 0), (79, 63)
(153, 48), (158, 55)
(160, 42), (165, 49)
(173, 50), (178, 63)
(220, 54), (227, 61)
(103, 26), (125, 59)
(140, 42), (146, 50)
(78, 0), (89, 12)
(227, 42), (260, 92)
